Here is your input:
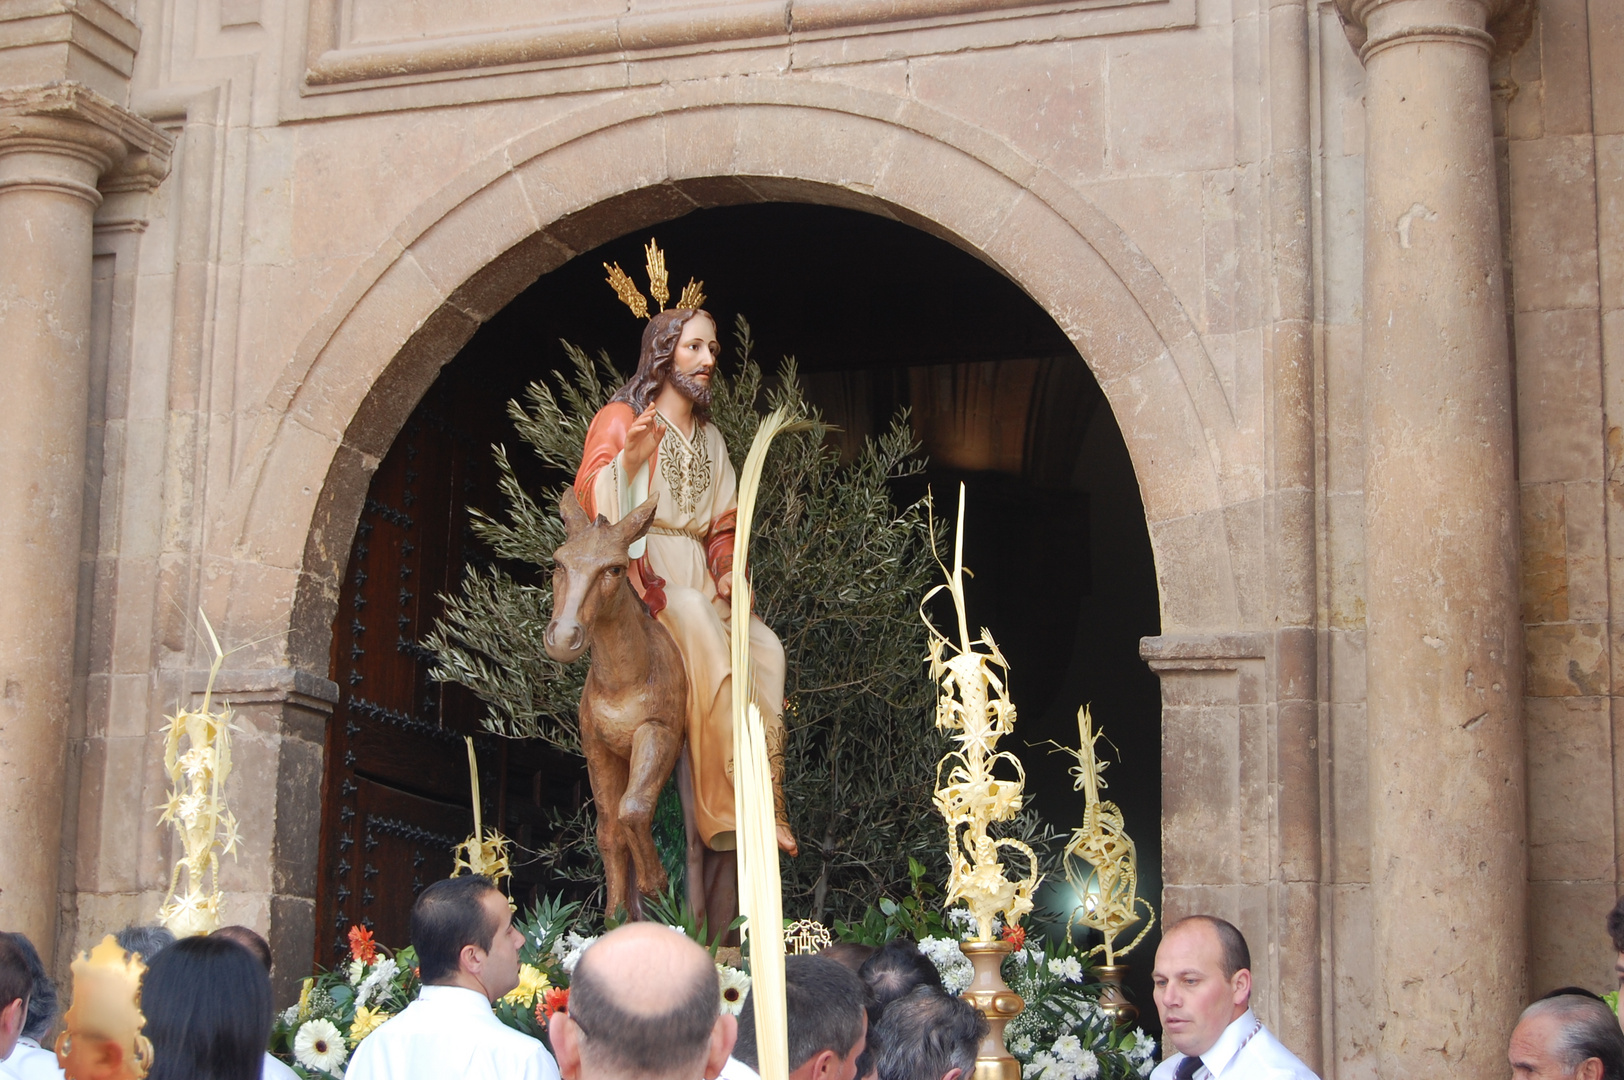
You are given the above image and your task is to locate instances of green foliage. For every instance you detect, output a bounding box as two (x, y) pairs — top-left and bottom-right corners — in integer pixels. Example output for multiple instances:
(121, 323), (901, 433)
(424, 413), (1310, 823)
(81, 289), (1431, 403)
(834, 856), (949, 944)
(425, 317), (949, 927)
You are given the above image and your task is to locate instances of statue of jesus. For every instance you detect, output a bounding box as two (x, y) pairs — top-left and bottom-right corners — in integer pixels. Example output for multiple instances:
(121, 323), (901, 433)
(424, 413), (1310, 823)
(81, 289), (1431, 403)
(573, 308), (800, 890)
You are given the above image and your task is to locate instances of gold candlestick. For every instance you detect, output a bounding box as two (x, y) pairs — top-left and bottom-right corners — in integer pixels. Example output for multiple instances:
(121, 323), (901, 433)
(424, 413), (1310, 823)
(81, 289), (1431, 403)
(960, 940), (1024, 1080)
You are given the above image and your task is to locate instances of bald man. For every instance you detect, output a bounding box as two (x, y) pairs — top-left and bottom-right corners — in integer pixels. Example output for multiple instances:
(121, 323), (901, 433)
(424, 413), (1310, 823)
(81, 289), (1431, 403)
(1150, 916), (1318, 1080)
(552, 924), (737, 1080)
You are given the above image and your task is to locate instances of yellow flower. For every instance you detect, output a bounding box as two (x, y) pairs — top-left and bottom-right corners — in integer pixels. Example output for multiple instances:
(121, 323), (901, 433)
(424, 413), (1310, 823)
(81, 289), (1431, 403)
(501, 963), (550, 1007)
(349, 1004), (390, 1045)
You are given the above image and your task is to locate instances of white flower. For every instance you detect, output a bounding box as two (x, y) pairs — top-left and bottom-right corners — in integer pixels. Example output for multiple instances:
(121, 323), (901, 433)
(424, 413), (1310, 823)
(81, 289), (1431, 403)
(1009, 1035), (1033, 1056)
(1047, 956), (1084, 983)
(717, 965), (751, 1015)
(354, 957), (398, 1010)
(280, 1004), (300, 1025)
(553, 931), (599, 976)
(294, 1018), (349, 1075)
(945, 907), (978, 934)
(347, 960), (365, 985)
(916, 937), (974, 995)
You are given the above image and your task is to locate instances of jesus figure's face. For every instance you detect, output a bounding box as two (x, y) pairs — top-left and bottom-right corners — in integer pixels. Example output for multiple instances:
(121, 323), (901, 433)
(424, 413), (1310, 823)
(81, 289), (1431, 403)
(667, 312), (719, 408)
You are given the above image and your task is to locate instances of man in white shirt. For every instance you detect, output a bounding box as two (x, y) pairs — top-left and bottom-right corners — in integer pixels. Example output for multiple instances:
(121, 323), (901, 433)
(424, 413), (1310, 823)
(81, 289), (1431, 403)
(549, 923), (736, 1080)
(724, 955), (867, 1080)
(346, 875), (560, 1080)
(1150, 916), (1319, 1080)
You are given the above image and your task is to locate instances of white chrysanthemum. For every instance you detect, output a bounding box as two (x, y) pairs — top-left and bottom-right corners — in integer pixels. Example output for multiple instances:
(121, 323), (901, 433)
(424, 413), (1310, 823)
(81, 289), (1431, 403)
(354, 957), (398, 1010)
(347, 960), (365, 985)
(553, 931), (599, 976)
(945, 907), (978, 935)
(1051, 1035), (1083, 1062)
(294, 1018), (349, 1074)
(280, 1004), (300, 1025)
(916, 937), (974, 995)
(1047, 956), (1084, 983)
(717, 965), (751, 1015)
(1127, 1031), (1155, 1062)
(1009, 1035), (1033, 1057)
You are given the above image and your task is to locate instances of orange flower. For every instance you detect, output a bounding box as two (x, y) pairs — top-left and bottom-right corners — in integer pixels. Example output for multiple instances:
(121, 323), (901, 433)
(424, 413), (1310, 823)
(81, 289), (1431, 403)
(1000, 925), (1026, 950)
(539, 987), (570, 1022)
(348, 924), (378, 965)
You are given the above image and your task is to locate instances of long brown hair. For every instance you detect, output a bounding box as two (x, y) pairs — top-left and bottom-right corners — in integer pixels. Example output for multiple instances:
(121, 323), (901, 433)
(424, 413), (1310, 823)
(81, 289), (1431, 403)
(609, 308), (714, 422)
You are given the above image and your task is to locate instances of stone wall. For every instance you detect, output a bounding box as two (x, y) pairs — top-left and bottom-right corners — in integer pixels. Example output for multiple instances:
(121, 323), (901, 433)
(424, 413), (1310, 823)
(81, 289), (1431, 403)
(1500, 0), (1624, 998)
(0, 0), (1618, 1074)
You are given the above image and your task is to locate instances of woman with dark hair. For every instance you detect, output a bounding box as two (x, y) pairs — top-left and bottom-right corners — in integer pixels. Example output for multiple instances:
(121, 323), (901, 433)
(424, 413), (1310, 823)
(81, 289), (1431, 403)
(140, 935), (272, 1080)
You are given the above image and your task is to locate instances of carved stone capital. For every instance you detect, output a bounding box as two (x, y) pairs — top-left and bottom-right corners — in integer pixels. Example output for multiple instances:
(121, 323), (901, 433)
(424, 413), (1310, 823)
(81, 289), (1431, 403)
(1333, 0), (1533, 62)
(0, 82), (173, 205)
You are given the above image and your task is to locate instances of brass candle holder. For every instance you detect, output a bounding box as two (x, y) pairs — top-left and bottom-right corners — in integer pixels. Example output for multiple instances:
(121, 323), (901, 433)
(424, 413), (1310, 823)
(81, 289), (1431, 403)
(959, 939), (1025, 1080)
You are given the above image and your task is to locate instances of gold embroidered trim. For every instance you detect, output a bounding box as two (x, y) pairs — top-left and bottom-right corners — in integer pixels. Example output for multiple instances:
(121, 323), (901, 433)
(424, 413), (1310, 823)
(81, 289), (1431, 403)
(656, 415), (713, 515)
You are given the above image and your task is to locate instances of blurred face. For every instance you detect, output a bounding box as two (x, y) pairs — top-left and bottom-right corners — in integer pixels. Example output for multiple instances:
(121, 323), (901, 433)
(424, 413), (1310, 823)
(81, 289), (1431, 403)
(1509, 1012), (1603, 1080)
(472, 889), (524, 1002)
(1151, 923), (1249, 1059)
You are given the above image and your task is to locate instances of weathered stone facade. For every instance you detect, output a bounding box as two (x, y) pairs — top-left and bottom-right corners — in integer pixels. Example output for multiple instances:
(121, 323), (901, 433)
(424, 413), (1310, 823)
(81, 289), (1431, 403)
(1, 0), (1619, 1076)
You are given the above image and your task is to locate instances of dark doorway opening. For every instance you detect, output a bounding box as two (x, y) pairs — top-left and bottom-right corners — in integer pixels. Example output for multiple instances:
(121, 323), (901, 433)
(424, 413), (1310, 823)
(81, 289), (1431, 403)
(317, 202), (1162, 1023)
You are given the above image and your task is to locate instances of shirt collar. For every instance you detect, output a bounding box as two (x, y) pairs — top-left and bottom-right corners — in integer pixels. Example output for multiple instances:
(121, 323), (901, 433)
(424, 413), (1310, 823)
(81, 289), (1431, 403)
(1197, 1009), (1259, 1077)
(419, 984), (498, 1014)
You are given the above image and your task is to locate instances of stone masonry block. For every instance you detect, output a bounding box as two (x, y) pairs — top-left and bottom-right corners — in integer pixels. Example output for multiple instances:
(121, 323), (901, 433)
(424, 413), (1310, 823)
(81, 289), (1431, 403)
(1526, 695), (1615, 881)
(1516, 307), (1603, 482)
(1509, 135), (1600, 312)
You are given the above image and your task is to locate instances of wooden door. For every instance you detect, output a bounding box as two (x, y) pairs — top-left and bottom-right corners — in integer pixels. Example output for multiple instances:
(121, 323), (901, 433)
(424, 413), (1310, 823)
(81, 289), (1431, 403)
(314, 369), (585, 966)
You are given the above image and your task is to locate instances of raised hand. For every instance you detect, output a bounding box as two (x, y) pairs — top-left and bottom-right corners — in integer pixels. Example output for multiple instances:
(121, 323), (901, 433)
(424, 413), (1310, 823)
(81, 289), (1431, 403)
(622, 403), (664, 475)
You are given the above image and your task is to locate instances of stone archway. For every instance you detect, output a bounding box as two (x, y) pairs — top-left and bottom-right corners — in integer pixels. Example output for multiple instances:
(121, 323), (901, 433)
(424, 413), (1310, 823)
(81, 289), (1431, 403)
(229, 81), (1246, 670)
(219, 76), (1277, 1022)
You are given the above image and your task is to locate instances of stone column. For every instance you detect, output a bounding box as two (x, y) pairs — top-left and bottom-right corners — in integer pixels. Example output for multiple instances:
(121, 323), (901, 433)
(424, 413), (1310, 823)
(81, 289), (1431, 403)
(0, 84), (169, 956)
(1335, 0), (1532, 1075)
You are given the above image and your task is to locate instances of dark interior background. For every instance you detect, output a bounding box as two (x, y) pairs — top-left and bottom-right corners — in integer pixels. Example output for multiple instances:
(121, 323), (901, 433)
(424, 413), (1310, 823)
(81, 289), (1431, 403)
(318, 202), (1164, 1024)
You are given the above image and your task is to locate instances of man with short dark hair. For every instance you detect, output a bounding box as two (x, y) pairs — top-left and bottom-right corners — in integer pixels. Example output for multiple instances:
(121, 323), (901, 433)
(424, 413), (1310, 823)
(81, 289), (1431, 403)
(1150, 915), (1318, 1080)
(551, 923), (736, 1080)
(727, 955), (867, 1080)
(347, 876), (558, 1080)
(0, 931), (62, 1079)
(0, 934), (32, 1066)
(111, 925), (173, 964)
(1510, 994), (1624, 1080)
(871, 986), (983, 1080)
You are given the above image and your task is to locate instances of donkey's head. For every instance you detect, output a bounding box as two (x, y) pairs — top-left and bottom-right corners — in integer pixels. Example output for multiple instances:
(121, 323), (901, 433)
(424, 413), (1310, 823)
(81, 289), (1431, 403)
(543, 486), (660, 663)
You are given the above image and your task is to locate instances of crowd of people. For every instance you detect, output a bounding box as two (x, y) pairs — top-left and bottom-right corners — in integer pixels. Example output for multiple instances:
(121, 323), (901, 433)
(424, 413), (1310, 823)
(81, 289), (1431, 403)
(7, 877), (1624, 1079)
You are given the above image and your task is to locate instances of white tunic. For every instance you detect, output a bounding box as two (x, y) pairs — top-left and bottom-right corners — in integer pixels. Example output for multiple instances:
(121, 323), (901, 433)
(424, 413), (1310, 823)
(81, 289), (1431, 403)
(344, 985), (561, 1080)
(0, 1038), (64, 1080)
(1150, 1011), (1320, 1080)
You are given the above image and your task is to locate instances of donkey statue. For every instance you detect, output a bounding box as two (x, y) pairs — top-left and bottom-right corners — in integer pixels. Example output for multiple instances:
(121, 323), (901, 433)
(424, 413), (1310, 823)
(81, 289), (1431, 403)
(544, 486), (688, 920)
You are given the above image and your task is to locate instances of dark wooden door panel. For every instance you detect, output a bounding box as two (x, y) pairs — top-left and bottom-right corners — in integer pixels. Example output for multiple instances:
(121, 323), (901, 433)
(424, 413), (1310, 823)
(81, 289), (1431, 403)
(315, 366), (588, 969)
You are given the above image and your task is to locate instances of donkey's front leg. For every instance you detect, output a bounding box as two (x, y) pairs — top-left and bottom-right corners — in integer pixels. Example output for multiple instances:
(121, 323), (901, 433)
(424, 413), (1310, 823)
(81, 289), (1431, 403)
(620, 718), (683, 902)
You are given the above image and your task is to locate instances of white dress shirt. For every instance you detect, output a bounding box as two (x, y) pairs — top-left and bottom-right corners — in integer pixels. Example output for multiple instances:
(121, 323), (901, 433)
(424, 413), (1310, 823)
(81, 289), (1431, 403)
(720, 1056), (761, 1080)
(263, 1051), (300, 1080)
(345, 985), (561, 1080)
(1150, 1010), (1319, 1080)
(0, 1037), (65, 1080)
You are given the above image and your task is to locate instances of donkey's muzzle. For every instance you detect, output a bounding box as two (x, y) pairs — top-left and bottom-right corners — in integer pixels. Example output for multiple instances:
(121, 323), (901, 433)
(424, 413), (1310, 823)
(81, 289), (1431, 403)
(544, 619), (586, 662)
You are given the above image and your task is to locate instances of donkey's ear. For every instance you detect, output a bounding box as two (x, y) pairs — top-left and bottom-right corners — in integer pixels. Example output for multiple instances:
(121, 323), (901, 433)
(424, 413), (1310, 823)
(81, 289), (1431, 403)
(618, 493), (661, 545)
(559, 486), (592, 536)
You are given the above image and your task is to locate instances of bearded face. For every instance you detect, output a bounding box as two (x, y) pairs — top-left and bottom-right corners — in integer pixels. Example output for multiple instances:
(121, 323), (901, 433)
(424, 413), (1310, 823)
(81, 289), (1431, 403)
(666, 366), (712, 409)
